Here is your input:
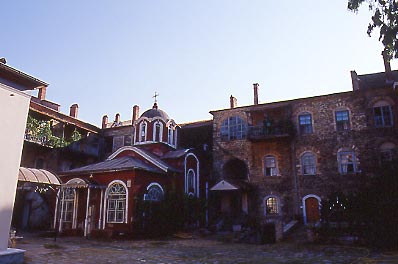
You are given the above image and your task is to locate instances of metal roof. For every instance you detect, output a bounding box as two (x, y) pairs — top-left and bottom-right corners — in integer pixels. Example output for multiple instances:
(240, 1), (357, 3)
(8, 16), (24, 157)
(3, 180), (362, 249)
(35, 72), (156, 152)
(18, 167), (61, 185)
(63, 156), (165, 175)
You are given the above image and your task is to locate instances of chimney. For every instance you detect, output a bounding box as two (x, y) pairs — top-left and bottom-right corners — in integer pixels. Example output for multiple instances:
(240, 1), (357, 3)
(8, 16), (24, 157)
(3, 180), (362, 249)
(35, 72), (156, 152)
(230, 95), (237, 109)
(382, 50), (392, 80)
(69, 104), (78, 118)
(253, 83), (259, 105)
(350, 71), (360, 91)
(102, 115), (108, 129)
(37, 86), (47, 100)
(115, 113), (120, 124)
(132, 105), (140, 122)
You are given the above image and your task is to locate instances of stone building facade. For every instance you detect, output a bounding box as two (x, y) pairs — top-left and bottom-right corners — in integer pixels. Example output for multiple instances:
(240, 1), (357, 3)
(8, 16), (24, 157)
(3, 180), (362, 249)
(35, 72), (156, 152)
(210, 68), (398, 233)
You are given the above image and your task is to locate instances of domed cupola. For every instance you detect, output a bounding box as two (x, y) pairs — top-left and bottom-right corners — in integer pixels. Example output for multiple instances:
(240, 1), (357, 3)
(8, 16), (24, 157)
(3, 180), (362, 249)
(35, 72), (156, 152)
(140, 103), (169, 120)
(133, 102), (178, 149)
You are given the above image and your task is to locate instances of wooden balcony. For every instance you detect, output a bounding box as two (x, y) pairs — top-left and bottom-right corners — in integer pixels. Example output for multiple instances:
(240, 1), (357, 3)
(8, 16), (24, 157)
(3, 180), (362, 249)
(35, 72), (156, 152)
(247, 121), (295, 141)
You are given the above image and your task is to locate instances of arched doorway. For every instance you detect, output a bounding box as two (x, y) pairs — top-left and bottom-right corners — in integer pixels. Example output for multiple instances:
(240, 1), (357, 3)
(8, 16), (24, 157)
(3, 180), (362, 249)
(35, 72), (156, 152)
(302, 195), (321, 224)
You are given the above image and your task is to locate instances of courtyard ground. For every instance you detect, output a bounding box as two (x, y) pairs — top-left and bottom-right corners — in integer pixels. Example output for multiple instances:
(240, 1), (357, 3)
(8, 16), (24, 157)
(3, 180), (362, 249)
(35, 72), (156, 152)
(14, 231), (398, 264)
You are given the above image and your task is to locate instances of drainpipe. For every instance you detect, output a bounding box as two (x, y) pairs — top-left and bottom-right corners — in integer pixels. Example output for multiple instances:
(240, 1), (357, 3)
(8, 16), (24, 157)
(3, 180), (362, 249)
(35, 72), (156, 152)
(291, 138), (299, 218)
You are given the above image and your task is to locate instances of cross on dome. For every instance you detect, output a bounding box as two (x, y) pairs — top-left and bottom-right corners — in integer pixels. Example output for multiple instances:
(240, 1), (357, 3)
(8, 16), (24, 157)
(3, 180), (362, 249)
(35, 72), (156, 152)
(153, 92), (159, 104)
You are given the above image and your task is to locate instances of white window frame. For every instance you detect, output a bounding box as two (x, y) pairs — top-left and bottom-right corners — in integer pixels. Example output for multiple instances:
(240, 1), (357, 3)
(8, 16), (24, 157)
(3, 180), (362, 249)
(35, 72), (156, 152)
(144, 182), (164, 201)
(263, 195), (280, 216)
(373, 101), (393, 127)
(105, 180), (128, 224)
(298, 112), (313, 135)
(220, 116), (247, 140)
(338, 150), (357, 174)
(153, 120), (163, 142)
(301, 152), (316, 175)
(335, 110), (350, 131)
(139, 121), (147, 142)
(264, 155), (278, 176)
(60, 188), (76, 224)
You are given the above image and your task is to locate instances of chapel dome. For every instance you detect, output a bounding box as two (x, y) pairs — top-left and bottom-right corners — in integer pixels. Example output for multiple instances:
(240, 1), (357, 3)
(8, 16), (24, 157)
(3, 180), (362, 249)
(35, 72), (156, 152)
(140, 103), (169, 120)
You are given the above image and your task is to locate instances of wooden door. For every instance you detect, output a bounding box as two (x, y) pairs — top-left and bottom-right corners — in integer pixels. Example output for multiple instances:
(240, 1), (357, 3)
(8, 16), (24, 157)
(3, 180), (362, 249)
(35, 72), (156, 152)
(305, 197), (320, 223)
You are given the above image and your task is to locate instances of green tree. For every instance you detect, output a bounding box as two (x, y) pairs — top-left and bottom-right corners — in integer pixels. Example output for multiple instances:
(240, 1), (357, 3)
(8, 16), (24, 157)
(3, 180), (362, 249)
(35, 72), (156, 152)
(348, 0), (398, 59)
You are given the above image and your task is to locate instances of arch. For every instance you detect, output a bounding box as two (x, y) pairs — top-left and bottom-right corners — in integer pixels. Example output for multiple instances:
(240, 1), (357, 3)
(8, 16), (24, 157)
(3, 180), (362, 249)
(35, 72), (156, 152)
(302, 194), (321, 224)
(263, 195), (281, 216)
(380, 142), (396, 163)
(144, 182), (164, 201)
(168, 123), (175, 146)
(153, 120), (164, 142)
(105, 180), (128, 223)
(222, 158), (248, 180)
(185, 153), (200, 198)
(139, 121), (148, 143)
(300, 151), (316, 175)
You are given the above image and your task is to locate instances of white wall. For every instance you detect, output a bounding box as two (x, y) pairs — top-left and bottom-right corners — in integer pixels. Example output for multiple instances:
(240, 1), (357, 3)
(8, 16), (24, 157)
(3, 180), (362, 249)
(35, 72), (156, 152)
(0, 84), (30, 251)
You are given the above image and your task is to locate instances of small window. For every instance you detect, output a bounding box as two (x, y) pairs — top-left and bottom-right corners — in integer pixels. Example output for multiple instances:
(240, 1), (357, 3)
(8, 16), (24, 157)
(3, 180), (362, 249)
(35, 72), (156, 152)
(335, 110), (350, 131)
(220, 116), (247, 140)
(265, 197), (279, 215)
(380, 142), (395, 164)
(338, 151), (357, 174)
(168, 125), (174, 145)
(264, 155), (278, 176)
(373, 102), (393, 127)
(144, 184), (164, 201)
(154, 122), (162, 142)
(106, 182), (127, 223)
(301, 152), (316, 175)
(140, 122), (147, 142)
(187, 169), (195, 194)
(298, 113), (313, 134)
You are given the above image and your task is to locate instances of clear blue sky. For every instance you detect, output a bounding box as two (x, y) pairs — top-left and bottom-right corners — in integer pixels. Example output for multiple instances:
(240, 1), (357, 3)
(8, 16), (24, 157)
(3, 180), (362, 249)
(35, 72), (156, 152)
(3, 1), (396, 126)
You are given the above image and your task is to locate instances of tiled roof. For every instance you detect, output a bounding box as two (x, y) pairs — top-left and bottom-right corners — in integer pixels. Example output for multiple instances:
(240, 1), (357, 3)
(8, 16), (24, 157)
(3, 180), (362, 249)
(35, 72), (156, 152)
(162, 149), (190, 159)
(62, 156), (164, 175)
(357, 70), (398, 89)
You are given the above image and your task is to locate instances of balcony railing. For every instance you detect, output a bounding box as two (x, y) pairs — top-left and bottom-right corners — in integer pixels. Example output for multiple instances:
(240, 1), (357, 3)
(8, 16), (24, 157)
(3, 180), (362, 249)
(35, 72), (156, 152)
(24, 133), (51, 147)
(247, 121), (295, 140)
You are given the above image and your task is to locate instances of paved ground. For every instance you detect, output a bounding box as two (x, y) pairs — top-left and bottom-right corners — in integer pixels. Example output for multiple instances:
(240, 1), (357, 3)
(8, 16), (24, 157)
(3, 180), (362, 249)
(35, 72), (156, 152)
(13, 232), (398, 264)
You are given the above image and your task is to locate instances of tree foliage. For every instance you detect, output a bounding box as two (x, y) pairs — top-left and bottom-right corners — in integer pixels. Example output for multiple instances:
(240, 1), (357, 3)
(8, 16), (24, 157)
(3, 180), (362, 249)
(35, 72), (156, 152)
(348, 0), (398, 59)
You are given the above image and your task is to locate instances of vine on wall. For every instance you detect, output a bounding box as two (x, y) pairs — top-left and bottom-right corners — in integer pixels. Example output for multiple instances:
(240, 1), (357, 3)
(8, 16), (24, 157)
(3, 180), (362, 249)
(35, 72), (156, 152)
(25, 115), (82, 148)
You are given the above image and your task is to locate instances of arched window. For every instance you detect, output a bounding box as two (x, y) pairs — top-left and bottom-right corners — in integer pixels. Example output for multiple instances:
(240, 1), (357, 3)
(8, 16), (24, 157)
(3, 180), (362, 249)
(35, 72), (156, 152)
(144, 183), (164, 201)
(373, 101), (393, 127)
(153, 121), (163, 142)
(168, 124), (174, 145)
(264, 155), (278, 176)
(264, 196), (279, 215)
(139, 122), (147, 142)
(187, 169), (195, 195)
(220, 116), (247, 140)
(380, 142), (396, 164)
(298, 112), (313, 134)
(301, 152), (316, 175)
(61, 188), (75, 223)
(106, 182), (127, 223)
